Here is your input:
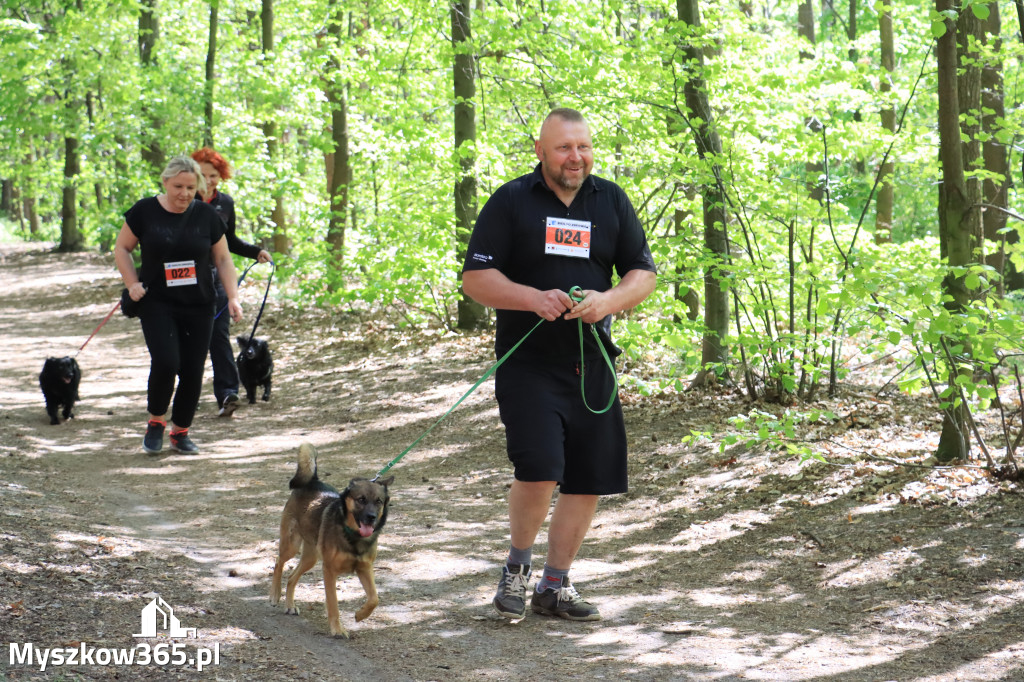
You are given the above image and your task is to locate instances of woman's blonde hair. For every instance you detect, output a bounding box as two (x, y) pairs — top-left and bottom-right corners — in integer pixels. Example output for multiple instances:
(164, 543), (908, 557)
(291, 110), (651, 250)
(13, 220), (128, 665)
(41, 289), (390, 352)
(160, 155), (206, 196)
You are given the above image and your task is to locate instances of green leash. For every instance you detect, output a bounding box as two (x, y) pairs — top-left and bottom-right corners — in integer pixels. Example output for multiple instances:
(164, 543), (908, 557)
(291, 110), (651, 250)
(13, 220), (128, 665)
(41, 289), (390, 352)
(569, 286), (618, 415)
(372, 286), (618, 481)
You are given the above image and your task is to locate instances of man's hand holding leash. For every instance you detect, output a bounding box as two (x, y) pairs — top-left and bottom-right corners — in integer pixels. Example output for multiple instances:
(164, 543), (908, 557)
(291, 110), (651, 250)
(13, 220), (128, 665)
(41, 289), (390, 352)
(562, 288), (607, 324)
(532, 288), (575, 321)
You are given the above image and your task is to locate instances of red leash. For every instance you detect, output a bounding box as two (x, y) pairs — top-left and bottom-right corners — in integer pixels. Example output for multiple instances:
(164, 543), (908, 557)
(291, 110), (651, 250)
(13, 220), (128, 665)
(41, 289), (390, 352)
(76, 300), (122, 356)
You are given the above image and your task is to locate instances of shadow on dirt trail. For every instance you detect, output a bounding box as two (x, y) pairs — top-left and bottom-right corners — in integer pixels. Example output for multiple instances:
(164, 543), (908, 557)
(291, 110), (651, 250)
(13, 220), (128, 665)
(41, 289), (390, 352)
(1, 243), (1023, 681)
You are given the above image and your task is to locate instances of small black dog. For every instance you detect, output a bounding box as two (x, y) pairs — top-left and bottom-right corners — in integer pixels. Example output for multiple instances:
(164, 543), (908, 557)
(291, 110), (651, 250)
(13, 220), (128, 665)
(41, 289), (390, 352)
(236, 335), (273, 404)
(39, 356), (82, 425)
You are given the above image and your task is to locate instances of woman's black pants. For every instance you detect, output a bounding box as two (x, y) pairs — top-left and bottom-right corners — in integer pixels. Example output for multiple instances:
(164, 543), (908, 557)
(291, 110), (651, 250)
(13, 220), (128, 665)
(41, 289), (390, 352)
(139, 300), (214, 429)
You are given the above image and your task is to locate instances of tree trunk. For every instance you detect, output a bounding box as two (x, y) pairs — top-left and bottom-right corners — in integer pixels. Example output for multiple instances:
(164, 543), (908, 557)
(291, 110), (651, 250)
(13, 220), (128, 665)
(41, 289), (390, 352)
(87, 90), (105, 213)
(875, 4), (895, 244)
(957, 7), (983, 240)
(798, 0), (824, 202)
(677, 0), (730, 385)
(935, 0), (980, 462)
(24, 194), (39, 235)
(665, 84), (699, 324)
(10, 184), (25, 232)
(324, 0), (349, 275)
(21, 148), (39, 235)
(59, 47), (84, 253)
(1, 179), (12, 214)
(980, 3), (1015, 292)
(846, 0), (867, 176)
(60, 135), (84, 252)
(203, 0), (219, 148)
(453, 0), (487, 330)
(326, 89), (349, 270)
(114, 134), (130, 207)
(673, 185), (700, 323)
(138, 0), (165, 173)
(847, 0), (858, 61)
(260, 0), (290, 256)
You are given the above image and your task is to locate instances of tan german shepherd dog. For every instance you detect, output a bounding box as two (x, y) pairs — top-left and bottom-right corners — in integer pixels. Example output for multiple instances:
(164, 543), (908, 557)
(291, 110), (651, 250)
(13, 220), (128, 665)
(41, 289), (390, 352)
(270, 443), (394, 638)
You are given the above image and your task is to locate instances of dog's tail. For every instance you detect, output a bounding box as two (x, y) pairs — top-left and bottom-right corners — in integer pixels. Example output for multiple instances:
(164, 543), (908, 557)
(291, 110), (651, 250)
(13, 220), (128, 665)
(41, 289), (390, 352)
(289, 443), (319, 489)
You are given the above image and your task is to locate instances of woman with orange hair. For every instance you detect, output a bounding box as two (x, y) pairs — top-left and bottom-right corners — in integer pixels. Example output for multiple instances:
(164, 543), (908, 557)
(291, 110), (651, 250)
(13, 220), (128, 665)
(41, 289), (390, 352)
(191, 147), (271, 417)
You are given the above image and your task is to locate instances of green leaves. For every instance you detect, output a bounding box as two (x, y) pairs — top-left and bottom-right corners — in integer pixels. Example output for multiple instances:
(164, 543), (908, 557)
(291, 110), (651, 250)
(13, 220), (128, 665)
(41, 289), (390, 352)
(2, 0), (1023, 452)
(721, 407), (835, 464)
(930, 10), (956, 38)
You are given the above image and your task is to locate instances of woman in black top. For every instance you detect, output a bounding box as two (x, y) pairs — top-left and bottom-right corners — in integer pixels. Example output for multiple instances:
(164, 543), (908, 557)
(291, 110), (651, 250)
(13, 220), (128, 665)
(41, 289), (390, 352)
(114, 156), (243, 455)
(191, 147), (271, 417)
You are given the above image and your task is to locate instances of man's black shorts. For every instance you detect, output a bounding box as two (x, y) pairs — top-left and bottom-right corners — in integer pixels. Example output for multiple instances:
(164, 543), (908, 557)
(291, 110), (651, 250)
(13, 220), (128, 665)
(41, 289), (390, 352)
(494, 357), (627, 495)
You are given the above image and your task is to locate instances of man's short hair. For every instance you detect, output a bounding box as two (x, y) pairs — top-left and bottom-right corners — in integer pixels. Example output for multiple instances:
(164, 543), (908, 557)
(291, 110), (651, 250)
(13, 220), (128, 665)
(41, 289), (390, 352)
(546, 107), (585, 123)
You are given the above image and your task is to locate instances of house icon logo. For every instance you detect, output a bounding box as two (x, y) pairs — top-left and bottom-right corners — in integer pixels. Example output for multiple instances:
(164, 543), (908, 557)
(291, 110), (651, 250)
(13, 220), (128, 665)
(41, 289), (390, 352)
(133, 595), (197, 639)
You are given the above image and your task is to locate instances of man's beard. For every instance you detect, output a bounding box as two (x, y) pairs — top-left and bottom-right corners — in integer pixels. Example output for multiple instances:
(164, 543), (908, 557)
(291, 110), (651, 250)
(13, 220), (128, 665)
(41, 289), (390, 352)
(555, 174), (584, 191)
(545, 161), (588, 191)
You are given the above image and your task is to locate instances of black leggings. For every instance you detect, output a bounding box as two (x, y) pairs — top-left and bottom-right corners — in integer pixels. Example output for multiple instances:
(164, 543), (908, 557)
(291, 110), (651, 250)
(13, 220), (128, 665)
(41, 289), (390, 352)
(139, 300), (214, 429)
(209, 277), (240, 406)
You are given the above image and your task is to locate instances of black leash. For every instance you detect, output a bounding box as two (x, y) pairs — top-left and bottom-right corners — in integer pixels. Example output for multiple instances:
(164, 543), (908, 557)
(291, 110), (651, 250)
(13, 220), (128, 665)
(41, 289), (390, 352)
(214, 260), (259, 320)
(229, 261), (276, 353)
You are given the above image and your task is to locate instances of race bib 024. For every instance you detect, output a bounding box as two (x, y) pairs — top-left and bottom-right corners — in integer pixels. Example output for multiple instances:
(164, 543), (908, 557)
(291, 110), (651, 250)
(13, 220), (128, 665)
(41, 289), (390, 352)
(545, 217), (591, 259)
(164, 260), (198, 287)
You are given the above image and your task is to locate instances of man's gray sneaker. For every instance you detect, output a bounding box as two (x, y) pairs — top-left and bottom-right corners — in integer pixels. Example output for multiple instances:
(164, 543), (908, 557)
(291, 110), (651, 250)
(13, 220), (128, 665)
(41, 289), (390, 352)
(493, 563), (531, 619)
(218, 393), (239, 417)
(530, 576), (601, 621)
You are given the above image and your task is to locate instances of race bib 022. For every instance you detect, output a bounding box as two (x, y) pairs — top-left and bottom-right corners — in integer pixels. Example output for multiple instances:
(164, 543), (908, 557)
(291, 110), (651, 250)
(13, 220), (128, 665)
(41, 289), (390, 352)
(164, 260), (198, 287)
(544, 217), (591, 259)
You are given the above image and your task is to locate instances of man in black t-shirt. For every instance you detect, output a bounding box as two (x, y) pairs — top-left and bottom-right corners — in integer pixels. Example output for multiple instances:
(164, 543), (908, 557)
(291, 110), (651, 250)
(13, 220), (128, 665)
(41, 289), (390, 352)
(462, 108), (657, 622)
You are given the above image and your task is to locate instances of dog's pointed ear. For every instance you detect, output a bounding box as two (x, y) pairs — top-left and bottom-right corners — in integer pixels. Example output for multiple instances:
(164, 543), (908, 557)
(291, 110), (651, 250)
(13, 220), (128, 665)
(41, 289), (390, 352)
(378, 476), (394, 487)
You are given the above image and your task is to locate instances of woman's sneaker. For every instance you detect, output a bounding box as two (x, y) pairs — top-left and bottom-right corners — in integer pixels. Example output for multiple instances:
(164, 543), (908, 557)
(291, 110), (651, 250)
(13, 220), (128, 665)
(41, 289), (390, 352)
(169, 429), (199, 454)
(530, 576), (601, 621)
(143, 419), (165, 454)
(493, 563), (531, 619)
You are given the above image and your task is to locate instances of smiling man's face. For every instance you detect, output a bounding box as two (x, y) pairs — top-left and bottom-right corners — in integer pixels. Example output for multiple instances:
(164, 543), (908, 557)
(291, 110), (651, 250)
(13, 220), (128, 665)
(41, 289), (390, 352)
(535, 116), (594, 195)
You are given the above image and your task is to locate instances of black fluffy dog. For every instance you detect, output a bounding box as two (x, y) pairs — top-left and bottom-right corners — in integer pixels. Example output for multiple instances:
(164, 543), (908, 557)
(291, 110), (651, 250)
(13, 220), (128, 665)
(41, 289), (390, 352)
(236, 335), (273, 404)
(39, 356), (82, 425)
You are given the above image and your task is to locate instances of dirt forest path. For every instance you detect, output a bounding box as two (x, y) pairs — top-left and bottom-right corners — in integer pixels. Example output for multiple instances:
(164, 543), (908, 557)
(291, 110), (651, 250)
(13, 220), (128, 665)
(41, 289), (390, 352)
(1, 242), (1023, 682)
